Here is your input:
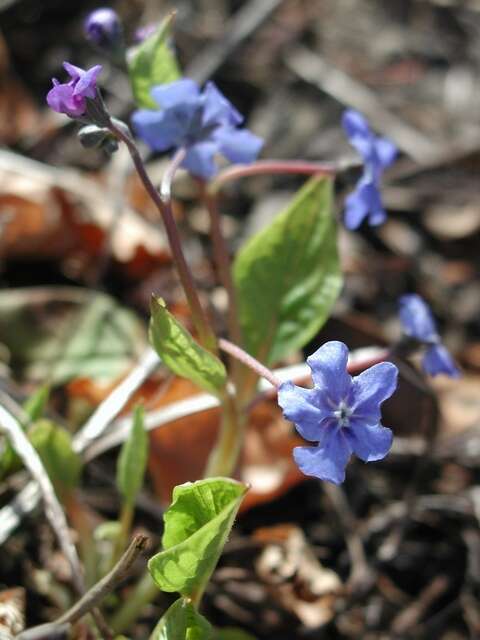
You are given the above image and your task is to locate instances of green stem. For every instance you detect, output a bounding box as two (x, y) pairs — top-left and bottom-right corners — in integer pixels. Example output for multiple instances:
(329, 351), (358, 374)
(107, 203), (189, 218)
(204, 390), (244, 479)
(110, 570), (159, 633)
(108, 123), (217, 353)
(111, 502), (134, 568)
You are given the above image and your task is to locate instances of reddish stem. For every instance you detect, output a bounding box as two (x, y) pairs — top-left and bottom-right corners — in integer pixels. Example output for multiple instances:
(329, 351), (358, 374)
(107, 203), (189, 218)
(109, 123), (217, 352)
(218, 338), (281, 388)
(210, 159), (338, 193)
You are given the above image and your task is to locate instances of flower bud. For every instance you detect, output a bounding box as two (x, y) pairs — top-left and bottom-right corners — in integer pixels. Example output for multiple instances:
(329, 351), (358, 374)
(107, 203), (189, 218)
(84, 8), (123, 50)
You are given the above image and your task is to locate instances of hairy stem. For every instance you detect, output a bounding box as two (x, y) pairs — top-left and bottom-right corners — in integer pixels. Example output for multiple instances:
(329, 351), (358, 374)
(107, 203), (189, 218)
(108, 122), (217, 352)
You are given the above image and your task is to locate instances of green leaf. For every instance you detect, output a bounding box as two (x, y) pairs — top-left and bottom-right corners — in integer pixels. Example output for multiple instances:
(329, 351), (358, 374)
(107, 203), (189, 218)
(116, 405), (148, 505)
(0, 386), (50, 479)
(128, 14), (181, 109)
(233, 177), (342, 365)
(0, 288), (146, 385)
(148, 478), (247, 597)
(149, 297), (227, 396)
(29, 420), (82, 499)
(150, 598), (212, 640)
(22, 384), (50, 424)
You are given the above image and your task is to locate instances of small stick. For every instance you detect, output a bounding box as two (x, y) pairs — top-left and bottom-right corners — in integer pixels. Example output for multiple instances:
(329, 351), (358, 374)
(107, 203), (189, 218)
(17, 535), (148, 640)
(73, 347), (159, 453)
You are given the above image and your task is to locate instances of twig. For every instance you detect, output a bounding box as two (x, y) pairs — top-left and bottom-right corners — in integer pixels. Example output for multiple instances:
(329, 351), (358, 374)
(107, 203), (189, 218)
(16, 535), (148, 640)
(73, 347), (160, 453)
(390, 575), (449, 636)
(0, 404), (114, 638)
(323, 483), (375, 593)
(0, 404), (85, 595)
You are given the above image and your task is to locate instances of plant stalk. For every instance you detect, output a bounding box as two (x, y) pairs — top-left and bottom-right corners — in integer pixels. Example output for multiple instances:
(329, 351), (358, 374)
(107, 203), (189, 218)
(108, 122), (217, 352)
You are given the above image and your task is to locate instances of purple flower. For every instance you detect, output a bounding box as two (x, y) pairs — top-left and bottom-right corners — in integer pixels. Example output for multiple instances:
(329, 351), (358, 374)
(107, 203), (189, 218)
(132, 78), (263, 179)
(278, 341), (398, 484)
(47, 62), (102, 118)
(342, 109), (397, 230)
(84, 8), (122, 49)
(399, 294), (460, 378)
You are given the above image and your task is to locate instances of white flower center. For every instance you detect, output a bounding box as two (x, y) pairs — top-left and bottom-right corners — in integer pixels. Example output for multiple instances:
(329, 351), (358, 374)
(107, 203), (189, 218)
(333, 401), (353, 427)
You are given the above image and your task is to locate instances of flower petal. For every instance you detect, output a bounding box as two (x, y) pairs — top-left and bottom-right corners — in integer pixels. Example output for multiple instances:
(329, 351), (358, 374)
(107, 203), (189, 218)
(63, 61), (83, 79)
(306, 341), (351, 404)
(277, 380), (329, 442)
(293, 429), (351, 484)
(351, 362), (398, 422)
(344, 422), (393, 462)
(375, 137), (397, 168)
(398, 294), (438, 343)
(342, 109), (373, 159)
(423, 344), (460, 378)
(47, 82), (85, 117)
(214, 127), (263, 164)
(73, 64), (102, 98)
(182, 141), (219, 179)
(150, 79), (200, 109)
(361, 182), (387, 226)
(344, 187), (369, 229)
(202, 82), (243, 126)
(132, 108), (185, 151)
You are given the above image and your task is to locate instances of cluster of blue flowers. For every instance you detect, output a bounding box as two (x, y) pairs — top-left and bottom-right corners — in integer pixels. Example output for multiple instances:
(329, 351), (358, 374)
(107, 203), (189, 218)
(46, 9), (461, 485)
(132, 79), (263, 179)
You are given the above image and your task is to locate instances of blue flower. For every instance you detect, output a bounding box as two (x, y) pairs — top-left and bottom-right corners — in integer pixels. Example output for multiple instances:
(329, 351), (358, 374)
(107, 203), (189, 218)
(277, 341), (398, 484)
(342, 109), (397, 230)
(399, 294), (460, 378)
(132, 78), (263, 179)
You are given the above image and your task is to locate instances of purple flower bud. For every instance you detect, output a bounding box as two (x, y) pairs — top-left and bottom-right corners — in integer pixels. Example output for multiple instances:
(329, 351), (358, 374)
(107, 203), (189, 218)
(84, 8), (122, 49)
(278, 341), (398, 484)
(132, 78), (263, 179)
(342, 109), (397, 230)
(47, 62), (102, 118)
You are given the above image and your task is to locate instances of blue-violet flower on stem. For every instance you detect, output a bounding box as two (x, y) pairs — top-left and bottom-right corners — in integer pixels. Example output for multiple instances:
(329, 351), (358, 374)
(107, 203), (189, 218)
(278, 341), (398, 484)
(398, 294), (460, 378)
(342, 109), (397, 230)
(132, 78), (263, 179)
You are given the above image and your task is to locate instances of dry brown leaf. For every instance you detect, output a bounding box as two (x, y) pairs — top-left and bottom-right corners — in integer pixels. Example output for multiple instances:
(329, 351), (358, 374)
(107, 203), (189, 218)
(255, 524), (342, 628)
